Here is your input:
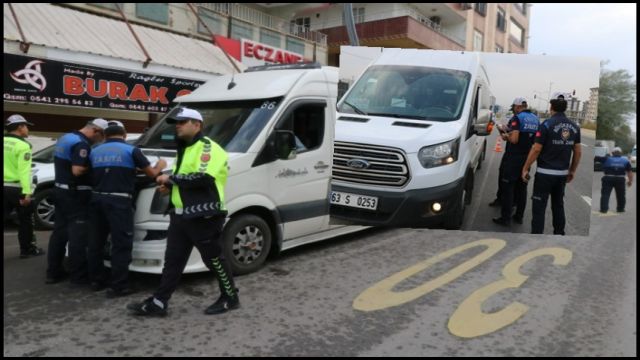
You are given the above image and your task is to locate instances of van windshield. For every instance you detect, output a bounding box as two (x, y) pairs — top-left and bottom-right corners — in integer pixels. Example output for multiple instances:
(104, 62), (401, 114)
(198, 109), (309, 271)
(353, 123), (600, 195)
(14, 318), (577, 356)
(136, 98), (282, 152)
(338, 65), (471, 121)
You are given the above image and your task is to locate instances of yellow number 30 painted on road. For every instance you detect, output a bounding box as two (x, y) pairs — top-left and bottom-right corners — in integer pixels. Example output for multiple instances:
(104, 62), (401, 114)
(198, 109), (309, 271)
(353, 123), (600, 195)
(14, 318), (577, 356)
(352, 239), (572, 338)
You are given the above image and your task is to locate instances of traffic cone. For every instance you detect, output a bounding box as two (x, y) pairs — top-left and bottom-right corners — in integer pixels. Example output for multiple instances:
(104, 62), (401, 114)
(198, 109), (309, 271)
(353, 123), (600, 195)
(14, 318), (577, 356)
(494, 137), (503, 152)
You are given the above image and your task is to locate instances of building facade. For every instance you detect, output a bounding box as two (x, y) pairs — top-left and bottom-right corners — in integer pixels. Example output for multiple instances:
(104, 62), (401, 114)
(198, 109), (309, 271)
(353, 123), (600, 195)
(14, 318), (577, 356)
(3, 3), (326, 132)
(257, 3), (531, 66)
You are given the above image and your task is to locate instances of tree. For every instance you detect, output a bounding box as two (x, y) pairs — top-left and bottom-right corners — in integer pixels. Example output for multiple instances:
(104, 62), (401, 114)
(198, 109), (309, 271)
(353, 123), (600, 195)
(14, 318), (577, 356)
(596, 61), (636, 153)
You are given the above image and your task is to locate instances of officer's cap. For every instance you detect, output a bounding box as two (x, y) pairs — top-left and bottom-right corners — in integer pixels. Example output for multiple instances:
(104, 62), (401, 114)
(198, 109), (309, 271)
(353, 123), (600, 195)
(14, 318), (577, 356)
(166, 107), (203, 123)
(5, 114), (34, 127)
(512, 97), (528, 106)
(612, 147), (622, 154)
(107, 120), (125, 130)
(88, 118), (109, 130)
(550, 92), (571, 101)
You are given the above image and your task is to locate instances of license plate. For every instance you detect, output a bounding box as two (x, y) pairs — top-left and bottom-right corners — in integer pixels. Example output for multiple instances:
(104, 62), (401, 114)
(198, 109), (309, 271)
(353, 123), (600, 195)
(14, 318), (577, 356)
(330, 191), (378, 210)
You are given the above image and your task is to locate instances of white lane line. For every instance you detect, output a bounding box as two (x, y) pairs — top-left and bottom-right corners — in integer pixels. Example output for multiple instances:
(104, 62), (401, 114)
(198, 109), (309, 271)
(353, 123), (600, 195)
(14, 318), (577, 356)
(582, 196), (592, 206)
(581, 143), (589, 147)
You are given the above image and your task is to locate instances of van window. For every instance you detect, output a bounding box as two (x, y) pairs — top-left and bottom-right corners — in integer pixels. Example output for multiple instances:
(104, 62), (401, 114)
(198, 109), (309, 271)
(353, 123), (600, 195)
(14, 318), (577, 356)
(338, 65), (471, 121)
(137, 98), (282, 152)
(277, 103), (325, 153)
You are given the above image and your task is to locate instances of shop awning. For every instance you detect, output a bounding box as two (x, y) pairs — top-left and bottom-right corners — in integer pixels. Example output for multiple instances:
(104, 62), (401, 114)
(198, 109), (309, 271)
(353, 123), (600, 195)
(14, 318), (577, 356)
(3, 3), (244, 75)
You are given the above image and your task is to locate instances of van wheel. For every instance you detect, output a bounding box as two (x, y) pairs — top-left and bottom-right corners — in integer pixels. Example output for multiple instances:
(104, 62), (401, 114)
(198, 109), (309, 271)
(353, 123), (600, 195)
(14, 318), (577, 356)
(443, 187), (466, 230)
(33, 188), (55, 230)
(223, 214), (272, 275)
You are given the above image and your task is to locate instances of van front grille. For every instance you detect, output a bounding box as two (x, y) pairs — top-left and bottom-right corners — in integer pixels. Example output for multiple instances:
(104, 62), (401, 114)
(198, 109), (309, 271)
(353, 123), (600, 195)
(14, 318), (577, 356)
(333, 142), (409, 187)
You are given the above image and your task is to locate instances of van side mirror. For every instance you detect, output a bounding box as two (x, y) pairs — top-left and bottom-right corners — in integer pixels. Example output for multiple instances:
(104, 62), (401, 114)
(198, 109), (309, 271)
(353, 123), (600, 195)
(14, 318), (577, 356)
(473, 109), (492, 136)
(274, 130), (297, 160)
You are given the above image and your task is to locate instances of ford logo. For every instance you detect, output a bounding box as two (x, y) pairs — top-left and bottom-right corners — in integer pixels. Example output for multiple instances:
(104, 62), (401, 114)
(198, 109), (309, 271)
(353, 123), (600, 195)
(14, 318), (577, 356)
(347, 159), (370, 170)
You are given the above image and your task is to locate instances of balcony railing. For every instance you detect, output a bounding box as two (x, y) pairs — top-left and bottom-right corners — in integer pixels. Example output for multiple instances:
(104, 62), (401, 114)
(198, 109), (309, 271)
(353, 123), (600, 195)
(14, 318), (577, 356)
(196, 3), (328, 46)
(318, 8), (465, 47)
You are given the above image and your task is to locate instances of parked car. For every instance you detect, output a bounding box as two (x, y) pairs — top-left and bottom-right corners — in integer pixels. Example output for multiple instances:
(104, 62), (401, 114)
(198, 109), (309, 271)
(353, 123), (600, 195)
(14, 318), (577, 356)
(23, 133), (142, 230)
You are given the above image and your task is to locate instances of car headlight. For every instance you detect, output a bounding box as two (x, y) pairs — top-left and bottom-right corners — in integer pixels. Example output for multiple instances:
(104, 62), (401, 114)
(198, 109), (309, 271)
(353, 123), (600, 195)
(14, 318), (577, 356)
(418, 138), (460, 168)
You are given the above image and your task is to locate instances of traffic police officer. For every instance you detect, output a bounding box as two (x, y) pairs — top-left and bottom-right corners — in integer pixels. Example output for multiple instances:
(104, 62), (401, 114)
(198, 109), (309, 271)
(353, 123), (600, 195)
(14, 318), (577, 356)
(128, 107), (238, 316)
(522, 92), (582, 235)
(46, 118), (108, 285)
(600, 147), (634, 213)
(88, 121), (166, 297)
(3, 114), (45, 258)
(493, 97), (539, 226)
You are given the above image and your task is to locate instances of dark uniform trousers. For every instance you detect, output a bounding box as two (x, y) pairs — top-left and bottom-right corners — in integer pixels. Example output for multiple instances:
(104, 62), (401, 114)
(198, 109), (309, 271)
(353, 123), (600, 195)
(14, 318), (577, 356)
(47, 188), (91, 282)
(600, 176), (626, 212)
(531, 173), (567, 235)
(3, 187), (37, 252)
(87, 194), (135, 290)
(500, 154), (528, 220)
(154, 214), (234, 304)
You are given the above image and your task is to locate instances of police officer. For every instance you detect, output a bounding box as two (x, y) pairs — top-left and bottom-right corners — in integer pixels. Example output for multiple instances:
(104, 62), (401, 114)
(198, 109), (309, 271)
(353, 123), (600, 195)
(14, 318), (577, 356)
(128, 107), (238, 317)
(4, 115), (45, 258)
(88, 121), (166, 297)
(493, 98), (539, 226)
(521, 93), (582, 235)
(46, 118), (108, 285)
(600, 147), (634, 213)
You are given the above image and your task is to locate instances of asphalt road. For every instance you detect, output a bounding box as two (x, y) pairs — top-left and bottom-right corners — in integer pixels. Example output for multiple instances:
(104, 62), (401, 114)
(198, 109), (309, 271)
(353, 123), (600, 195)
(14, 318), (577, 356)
(4, 132), (635, 356)
(3, 164), (636, 357)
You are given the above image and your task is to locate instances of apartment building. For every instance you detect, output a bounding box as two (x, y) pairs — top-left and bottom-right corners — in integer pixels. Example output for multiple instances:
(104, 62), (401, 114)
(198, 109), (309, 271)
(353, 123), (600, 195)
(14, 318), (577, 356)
(257, 3), (531, 66)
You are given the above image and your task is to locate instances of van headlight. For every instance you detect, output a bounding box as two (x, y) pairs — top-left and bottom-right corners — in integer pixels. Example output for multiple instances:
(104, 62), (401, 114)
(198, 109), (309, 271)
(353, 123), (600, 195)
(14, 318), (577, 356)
(418, 138), (460, 168)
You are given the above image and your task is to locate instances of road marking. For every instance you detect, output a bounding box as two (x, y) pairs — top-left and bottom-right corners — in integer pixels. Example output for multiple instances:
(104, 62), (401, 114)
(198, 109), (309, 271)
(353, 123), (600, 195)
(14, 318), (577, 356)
(353, 239), (506, 312)
(592, 211), (618, 217)
(581, 196), (592, 206)
(448, 247), (573, 338)
(581, 143), (589, 147)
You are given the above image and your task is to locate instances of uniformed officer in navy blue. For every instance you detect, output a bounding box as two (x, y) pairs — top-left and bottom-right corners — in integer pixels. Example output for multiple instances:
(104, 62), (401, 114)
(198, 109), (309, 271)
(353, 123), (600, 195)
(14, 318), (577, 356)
(46, 118), (108, 285)
(521, 92), (582, 235)
(493, 97), (539, 226)
(87, 121), (167, 297)
(600, 147), (634, 213)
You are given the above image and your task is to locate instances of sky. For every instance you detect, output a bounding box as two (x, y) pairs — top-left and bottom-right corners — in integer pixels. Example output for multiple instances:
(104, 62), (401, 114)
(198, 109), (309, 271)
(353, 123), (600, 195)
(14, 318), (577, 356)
(528, 3), (636, 132)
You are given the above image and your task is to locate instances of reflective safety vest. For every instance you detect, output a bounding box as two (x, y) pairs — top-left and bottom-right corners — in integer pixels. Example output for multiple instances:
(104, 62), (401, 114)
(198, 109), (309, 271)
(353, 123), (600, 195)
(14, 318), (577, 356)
(170, 135), (228, 218)
(4, 134), (33, 195)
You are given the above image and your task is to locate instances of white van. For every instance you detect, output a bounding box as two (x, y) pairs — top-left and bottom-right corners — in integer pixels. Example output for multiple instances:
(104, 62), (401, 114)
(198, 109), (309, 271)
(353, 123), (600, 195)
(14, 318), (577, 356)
(128, 63), (364, 275)
(331, 49), (493, 229)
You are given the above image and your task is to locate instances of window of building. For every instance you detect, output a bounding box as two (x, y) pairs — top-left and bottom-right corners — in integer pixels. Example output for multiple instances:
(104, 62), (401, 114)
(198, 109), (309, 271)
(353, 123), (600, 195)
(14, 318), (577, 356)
(514, 3), (527, 15)
(135, 3), (169, 25)
(474, 3), (487, 16)
(473, 30), (483, 51)
(286, 37), (305, 55)
(495, 44), (504, 53)
(260, 29), (281, 48)
(293, 17), (310, 29)
(496, 7), (506, 31)
(354, 7), (365, 23)
(343, 7), (365, 24)
(197, 7), (223, 35)
(230, 19), (254, 41)
(290, 17), (310, 37)
(509, 19), (524, 46)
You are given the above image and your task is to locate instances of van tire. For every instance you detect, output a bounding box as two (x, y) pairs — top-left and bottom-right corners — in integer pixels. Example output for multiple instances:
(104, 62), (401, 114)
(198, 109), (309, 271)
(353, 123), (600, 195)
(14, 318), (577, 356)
(443, 187), (466, 230)
(223, 214), (272, 275)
